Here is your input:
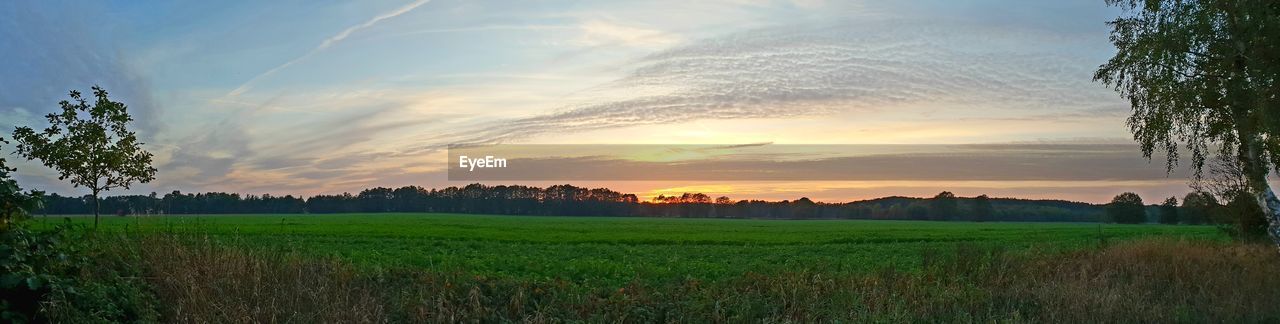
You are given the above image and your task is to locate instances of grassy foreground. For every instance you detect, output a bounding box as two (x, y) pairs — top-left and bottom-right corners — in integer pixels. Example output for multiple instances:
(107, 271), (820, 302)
(40, 213), (1221, 285)
(29, 213), (1280, 322)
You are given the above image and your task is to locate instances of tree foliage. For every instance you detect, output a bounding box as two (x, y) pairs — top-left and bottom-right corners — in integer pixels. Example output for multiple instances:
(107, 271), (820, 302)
(31, 184), (1110, 222)
(1159, 196), (1180, 224)
(11, 87), (156, 228)
(1181, 191), (1218, 225)
(1095, 0), (1280, 173)
(1108, 192), (1147, 224)
(971, 194), (994, 222)
(929, 191), (958, 221)
(1095, 0), (1280, 243)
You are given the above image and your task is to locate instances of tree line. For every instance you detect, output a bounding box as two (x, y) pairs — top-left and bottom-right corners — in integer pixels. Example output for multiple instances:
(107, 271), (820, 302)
(34, 182), (1271, 228)
(1107, 190), (1269, 240)
(34, 183), (1118, 222)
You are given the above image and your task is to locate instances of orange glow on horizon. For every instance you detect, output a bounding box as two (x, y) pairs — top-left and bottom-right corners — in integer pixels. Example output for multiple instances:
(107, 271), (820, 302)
(632, 180), (1191, 204)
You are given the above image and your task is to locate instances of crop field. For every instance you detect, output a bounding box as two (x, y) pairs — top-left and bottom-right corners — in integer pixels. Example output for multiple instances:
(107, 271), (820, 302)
(40, 213), (1222, 285)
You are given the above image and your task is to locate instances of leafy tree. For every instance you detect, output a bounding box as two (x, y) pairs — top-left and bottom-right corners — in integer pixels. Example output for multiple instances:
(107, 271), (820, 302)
(1159, 196), (1180, 224)
(1181, 191), (1219, 225)
(714, 196), (732, 205)
(971, 194), (994, 222)
(1107, 192), (1146, 224)
(1094, 0), (1280, 245)
(929, 191), (958, 221)
(792, 197), (817, 219)
(11, 87), (156, 228)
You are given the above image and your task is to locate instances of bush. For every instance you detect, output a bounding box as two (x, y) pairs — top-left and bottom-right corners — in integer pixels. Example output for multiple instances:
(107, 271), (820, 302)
(1215, 191), (1270, 241)
(0, 223), (158, 322)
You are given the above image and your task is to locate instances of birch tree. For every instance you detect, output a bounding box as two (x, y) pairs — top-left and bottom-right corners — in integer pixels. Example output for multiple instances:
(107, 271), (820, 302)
(1094, 0), (1280, 247)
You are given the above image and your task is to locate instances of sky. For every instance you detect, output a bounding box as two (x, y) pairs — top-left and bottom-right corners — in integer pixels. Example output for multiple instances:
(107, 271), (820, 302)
(0, 0), (1195, 203)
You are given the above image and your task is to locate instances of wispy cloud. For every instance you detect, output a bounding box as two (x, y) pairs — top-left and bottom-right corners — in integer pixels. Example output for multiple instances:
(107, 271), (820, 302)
(408, 17), (1123, 150)
(574, 20), (682, 47)
(391, 24), (575, 37)
(159, 89), (421, 191)
(225, 0), (432, 97)
(5, 0), (1140, 200)
(0, 1), (158, 134)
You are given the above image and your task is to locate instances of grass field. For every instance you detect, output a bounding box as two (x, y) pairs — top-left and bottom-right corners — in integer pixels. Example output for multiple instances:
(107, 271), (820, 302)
(38, 213), (1223, 285)
(29, 213), (1280, 322)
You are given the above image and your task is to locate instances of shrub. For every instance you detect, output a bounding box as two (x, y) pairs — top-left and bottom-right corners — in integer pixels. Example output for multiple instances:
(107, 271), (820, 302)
(1215, 191), (1270, 241)
(0, 224), (159, 322)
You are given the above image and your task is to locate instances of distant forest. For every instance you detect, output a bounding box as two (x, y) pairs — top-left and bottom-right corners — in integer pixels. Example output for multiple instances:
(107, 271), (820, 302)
(30, 184), (1115, 222)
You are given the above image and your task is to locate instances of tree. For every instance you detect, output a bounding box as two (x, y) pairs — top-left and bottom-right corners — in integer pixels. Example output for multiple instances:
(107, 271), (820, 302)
(929, 191), (958, 221)
(11, 87), (156, 228)
(1159, 196), (1180, 224)
(1181, 191), (1219, 225)
(971, 194), (993, 222)
(792, 197), (816, 219)
(1107, 192), (1146, 224)
(1095, 1), (1280, 246)
(1198, 154), (1251, 203)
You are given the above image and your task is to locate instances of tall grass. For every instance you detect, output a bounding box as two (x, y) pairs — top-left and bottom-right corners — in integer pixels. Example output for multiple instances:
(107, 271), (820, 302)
(75, 233), (1280, 323)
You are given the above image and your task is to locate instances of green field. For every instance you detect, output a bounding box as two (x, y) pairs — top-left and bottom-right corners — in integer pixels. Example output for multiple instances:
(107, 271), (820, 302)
(39, 213), (1223, 286)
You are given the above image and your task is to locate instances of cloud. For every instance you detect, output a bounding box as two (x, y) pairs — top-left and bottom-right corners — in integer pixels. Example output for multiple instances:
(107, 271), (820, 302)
(0, 1), (159, 135)
(410, 17), (1123, 150)
(226, 0), (432, 97)
(0, 1), (165, 195)
(157, 87), (451, 194)
(574, 20), (681, 47)
(158, 114), (254, 189)
(7, 0), (1138, 199)
(390, 24), (574, 37)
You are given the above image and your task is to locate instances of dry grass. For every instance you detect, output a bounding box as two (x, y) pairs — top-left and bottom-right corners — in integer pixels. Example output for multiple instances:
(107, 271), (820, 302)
(137, 237), (387, 323)
(93, 234), (1280, 323)
(1008, 240), (1280, 323)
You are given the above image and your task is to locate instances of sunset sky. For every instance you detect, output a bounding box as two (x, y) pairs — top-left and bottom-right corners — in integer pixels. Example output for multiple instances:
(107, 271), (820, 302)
(0, 0), (1195, 203)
